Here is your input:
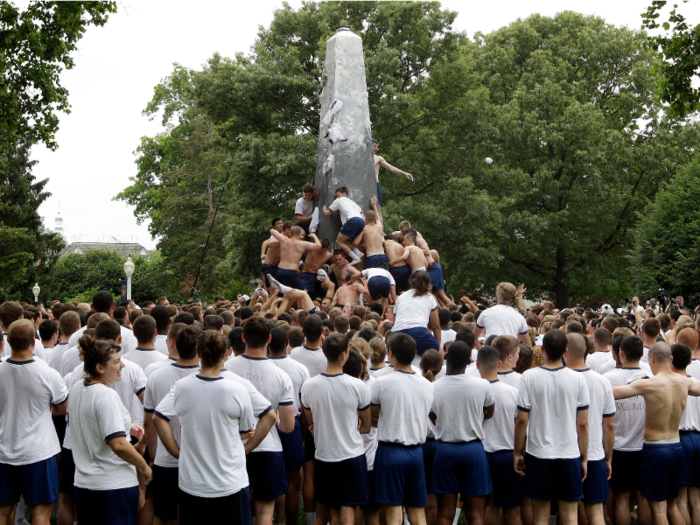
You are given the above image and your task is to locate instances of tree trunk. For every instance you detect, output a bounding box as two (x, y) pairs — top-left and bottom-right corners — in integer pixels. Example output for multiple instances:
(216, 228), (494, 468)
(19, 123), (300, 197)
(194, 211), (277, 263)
(554, 247), (568, 309)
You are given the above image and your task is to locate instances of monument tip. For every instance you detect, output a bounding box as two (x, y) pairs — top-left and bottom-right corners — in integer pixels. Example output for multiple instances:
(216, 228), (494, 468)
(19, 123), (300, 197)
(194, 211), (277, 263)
(336, 26), (350, 32)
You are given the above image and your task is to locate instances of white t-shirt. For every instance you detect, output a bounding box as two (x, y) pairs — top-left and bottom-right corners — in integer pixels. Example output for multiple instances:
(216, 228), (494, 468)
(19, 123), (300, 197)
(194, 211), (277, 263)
(598, 359), (653, 376)
(220, 370), (274, 419)
(2, 334), (48, 362)
(361, 269), (395, 285)
(61, 345), (81, 377)
(586, 351), (614, 374)
(687, 358), (700, 381)
(440, 329), (456, 350)
(290, 345), (327, 378)
(154, 334), (169, 356)
(143, 363), (200, 468)
(370, 370), (434, 445)
(476, 304), (528, 340)
(497, 370), (522, 390)
(295, 197), (314, 218)
(642, 346), (650, 364)
(0, 359), (67, 465)
(680, 376), (700, 432)
(47, 342), (70, 373)
(123, 347), (168, 373)
(431, 374), (495, 443)
(603, 367), (649, 451)
(68, 324), (137, 356)
(69, 381), (136, 490)
(329, 196), (362, 225)
(155, 374), (254, 498)
(271, 356), (310, 417)
(301, 373), (370, 462)
(517, 366), (590, 459)
(483, 379), (518, 453)
(112, 358), (147, 427)
(577, 369), (616, 461)
(224, 354), (294, 453)
(372, 364), (422, 378)
(145, 357), (178, 377)
(362, 376), (379, 470)
(393, 290), (438, 332)
(61, 362), (86, 451)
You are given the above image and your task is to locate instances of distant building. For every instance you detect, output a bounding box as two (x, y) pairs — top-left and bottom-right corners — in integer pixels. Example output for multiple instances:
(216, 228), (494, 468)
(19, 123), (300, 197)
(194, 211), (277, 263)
(54, 211), (66, 241)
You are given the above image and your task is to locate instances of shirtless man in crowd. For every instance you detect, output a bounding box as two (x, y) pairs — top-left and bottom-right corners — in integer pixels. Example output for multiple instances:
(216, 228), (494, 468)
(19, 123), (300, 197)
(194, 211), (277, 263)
(392, 231), (428, 274)
(332, 278), (369, 309)
(352, 197), (389, 269)
(300, 237), (335, 305)
(269, 226), (322, 290)
(384, 234), (410, 293)
(262, 220), (292, 295)
(329, 250), (359, 287)
(613, 342), (700, 525)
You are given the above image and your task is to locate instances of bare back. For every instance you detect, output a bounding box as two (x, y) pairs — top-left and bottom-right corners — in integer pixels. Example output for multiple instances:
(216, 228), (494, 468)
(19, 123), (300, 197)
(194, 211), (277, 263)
(304, 249), (332, 273)
(384, 240), (406, 268)
(405, 245), (428, 271)
(363, 221), (385, 256)
(336, 282), (362, 305)
(264, 240), (281, 266)
(638, 371), (691, 441)
(279, 238), (319, 271)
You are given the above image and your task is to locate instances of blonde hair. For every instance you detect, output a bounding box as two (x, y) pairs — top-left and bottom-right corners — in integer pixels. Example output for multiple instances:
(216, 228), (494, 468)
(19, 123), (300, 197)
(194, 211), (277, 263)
(496, 282), (518, 307)
(349, 338), (371, 362)
(420, 349), (443, 383)
(369, 337), (386, 365)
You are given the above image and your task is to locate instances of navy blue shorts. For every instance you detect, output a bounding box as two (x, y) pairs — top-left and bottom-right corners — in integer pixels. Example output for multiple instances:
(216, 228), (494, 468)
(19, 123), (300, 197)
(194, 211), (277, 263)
(300, 272), (317, 295)
(305, 425), (316, 463)
(60, 447), (75, 494)
(422, 438), (438, 494)
(487, 450), (524, 508)
(262, 264), (278, 288)
(315, 455), (369, 509)
(366, 253), (389, 269)
(582, 459), (609, 504)
(368, 276), (392, 300)
(152, 465), (179, 520)
(395, 327), (439, 357)
(641, 441), (684, 501)
(433, 441), (492, 499)
(340, 217), (365, 240)
(374, 442), (427, 507)
(360, 470), (380, 512)
(275, 268), (302, 290)
(610, 450), (641, 491)
(376, 182), (383, 206)
(427, 263), (445, 291)
(279, 416), (305, 471)
(295, 221), (310, 236)
(390, 265), (411, 291)
(179, 486), (251, 525)
(680, 431), (700, 486)
(247, 451), (287, 501)
(74, 485), (139, 525)
(524, 454), (583, 501)
(0, 456), (59, 506)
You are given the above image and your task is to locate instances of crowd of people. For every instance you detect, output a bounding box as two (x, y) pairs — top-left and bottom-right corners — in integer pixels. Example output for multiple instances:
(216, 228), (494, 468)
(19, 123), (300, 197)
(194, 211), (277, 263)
(1, 186), (700, 525)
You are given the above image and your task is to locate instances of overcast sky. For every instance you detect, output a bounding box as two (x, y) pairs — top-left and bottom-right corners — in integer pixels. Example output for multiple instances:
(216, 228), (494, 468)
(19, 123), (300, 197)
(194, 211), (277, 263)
(28, 0), (697, 249)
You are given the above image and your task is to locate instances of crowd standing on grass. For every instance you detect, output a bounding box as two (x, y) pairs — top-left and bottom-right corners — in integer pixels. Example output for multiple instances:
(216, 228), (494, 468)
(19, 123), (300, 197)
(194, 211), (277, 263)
(2, 186), (700, 525)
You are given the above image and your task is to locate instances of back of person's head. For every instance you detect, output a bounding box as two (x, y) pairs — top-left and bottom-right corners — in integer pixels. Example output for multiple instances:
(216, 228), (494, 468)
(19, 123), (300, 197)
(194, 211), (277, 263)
(197, 330), (227, 368)
(496, 282), (518, 307)
(676, 326), (699, 350)
(477, 345), (500, 373)
(455, 328), (476, 349)
(446, 340), (471, 370)
(514, 344), (534, 374)
(601, 316), (619, 333)
(228, 326), (245, 355)
(565, 333), (587, 360)
(168, 322), (186, 344)
(369, 337), (386, 365)
(82, 335), (121, 378)
(287, 326), (304, 348)
(410, 271), (431, 296)
(133, 315), (156, 345)
(113, 306), (127, 322)
(389, 333), (416, 365)
(302, 314), (324, 343)
(334, 315), (349, 334)
(649, 341), (672, 364)
(220, 310), (234, 327)
(369, 302), (384, 316)
(0, 301), (23, 330)
(91, 290), (114, 314)
(173, 312), (195, 325)
(348, 315), (362, 331)
(420, 349), (443, 382)
(671, 343), (692, 370)
(342, 349), (365, 379)
(239, 306), (254, 321)
(58, 310), (81, 339)
(594, 327), (611, 347)
(95, 319), (121, 341)
(328, 307), (343, 322)
(566, 321), (583, 334)
(242, 316), (270, 349)
(269, 327), (288, 356)
(643, 318), (661, 339)
(620, 335), (644, 361)
(176, 325), (202, 360)
(542, 329), (567, 361)
(39, 319), (58, 342)
(438, 309), (451, 326)
(7, 319), (36, 351)
(87, 312), (109, 329)
(204, 315), (224, 331)
(357, 326), (376, 343)
(150, 305), (171, 333)
(658, 313), (671, 331)
(323, 333), (348, 362)
(492, 335), (519, 362)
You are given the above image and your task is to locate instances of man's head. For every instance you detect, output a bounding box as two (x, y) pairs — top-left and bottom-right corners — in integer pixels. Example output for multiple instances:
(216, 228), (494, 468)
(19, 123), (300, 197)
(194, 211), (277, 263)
(642, 318), (661, 340)
(542, 329), (567, 362)
(290, 226), (303, 239)
(269, 326), (288, 356)
(335, 186), (349, 199)
(242, 316), (271, 350)
(39, 319), (58, 344)
(446, 340), (471, 372)
(618, 335), (644, 364)
(133, 315), (157, 345)
(476, 345), (500, 374)
(0, 301), (24, 330)
(372, 139), (378, 153)
(302, 314), (324, 344)
(95, 319), (121, 342)
(455, 328), (476, 350)
(564, 333), (587, 362)
(156, 297), (170, 306)
(365, 210), (376, 224)
(59, 311), (81, 339)
(649, 341), (672, 372)
(272, 217), (283, 232)
(322, 333), (349, 364)
(7, 319), (36, 352)
(176, 325), (201, 360)
(438, 309), (451, 328)
(150, 305), (171, 334)
(388, 333), (416, 366)
(492, 335), (520, 367)
(333, 315), (349, 334)
(91, 290), (115, 314)
(594, 327), (611, 349)
(676, 326), (699, 350)
(227, 327), (246, 356)
(333, 249), (348, 266)
(402, 231), (417, 246)
(303, 183), (315, 200)
(671, 343), (692, 371)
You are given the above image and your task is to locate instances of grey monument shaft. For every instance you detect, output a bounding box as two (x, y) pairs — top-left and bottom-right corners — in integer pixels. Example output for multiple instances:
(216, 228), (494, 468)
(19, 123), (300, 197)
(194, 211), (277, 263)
(314, 27), (377, 243)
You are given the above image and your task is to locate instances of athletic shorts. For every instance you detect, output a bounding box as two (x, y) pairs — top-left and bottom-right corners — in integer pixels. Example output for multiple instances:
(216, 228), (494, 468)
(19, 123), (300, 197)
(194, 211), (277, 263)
(376, 182), (383, 206)
(261, 264), (278, 288)
(395, 327), (439, 357)
(179, 486), (251, 525)
(610, 450), (642, 491)
(60, 447), (75, 494)
(315, 455), (369, 509)
(340, 217), (365, 240)
(432, 440), (492, 499)
(374, 442), (427, 507)
(389, 265), (411, 292)
(295, 221), (310, 236)
(275, 268), (302, 290)
(427, 263), (445, 291)
(279, 416), (305, 471)
(680, 431), (700, 486)
(487, 450), (524, 508)
(0, 456), (59, 506)
(366, 253), (389, 269)
(524, 454), (583, 501)
(641, 441), (684, 501)
(74, 485), (139, 525)
(360, 469), (380, 512)
(152, 465), (179, 520)
(582, 459), (609, 504)
(368, 276), (392, 300)
(247, 451), (287, 501)
(305, 425), (316, 463)
(300, 272), (317, 295)
(422, 438), (438, 494)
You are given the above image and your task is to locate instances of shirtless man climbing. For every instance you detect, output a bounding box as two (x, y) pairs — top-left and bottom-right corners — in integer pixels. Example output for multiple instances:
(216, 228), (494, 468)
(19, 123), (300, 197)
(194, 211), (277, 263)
(393, 231), (428, 274)
(373, 139), (413, 208)
(270, 226), (322, 290)
(353, 196), (388, 269)
(329, 250), (359, 287)
(301, 237), (335, 305)
(384, 234), (410, 293)
(332, 279), (369, 309)
(401, 222), (453, 307)
(613, 341), (700, 525)
(262, 220), (291, 294)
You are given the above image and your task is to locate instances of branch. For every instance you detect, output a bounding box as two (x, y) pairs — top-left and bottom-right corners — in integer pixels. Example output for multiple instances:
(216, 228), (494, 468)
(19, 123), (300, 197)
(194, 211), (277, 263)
(505, 256), (553, 278)
(380, 117), (426, 141)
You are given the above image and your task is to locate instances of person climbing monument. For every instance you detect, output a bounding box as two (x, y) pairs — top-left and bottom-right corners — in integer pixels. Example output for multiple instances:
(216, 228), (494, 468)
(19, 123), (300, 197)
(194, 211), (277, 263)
(373, 139), (413, 206)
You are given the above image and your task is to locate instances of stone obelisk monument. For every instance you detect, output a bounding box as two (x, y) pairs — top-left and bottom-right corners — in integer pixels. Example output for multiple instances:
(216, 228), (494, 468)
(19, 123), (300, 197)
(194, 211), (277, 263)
(314, 27), (377, 243)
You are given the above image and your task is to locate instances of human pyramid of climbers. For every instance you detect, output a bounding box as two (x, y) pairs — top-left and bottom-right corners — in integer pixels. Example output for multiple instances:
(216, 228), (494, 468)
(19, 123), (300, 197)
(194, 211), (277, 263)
(1, 184), (700, 525)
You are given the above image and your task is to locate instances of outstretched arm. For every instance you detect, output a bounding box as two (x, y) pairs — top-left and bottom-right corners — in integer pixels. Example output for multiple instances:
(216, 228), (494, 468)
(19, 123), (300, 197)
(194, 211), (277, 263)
(613, 379), (649, 400)
(270, 228), (287, 243)
(323, 205), (332, 217)
(379, 157), (413, 181)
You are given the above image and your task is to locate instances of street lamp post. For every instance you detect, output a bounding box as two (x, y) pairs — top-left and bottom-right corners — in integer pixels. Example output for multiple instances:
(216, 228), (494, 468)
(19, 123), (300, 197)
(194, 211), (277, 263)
(123, 257), (135, 300)
(32, 283), (40, 303)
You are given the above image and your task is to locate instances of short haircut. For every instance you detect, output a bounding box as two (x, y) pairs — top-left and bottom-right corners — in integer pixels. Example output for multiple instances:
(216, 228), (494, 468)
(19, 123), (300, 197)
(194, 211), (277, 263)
(492, 335), (519, 362)
(389, 333), (416, 365)
(168, 322), (186, 343)
(677, 326), (699, 350)
(594, 327), (611, 346)
(242, 316), (271, 349)
(438, 309), (451, 326)
(39, 319), (58, 341)
(334, 315), (349, 334)
(239, 306), (254, 321)
(565, 333), (587, 359)
(672, 343), (692, 370)
(348, 315), (362, 331)
(342, 349), (364, 378)
(601, 317), (618, 333)
(542, 329), (567, 361)
(227, 327), (246, 354)
(287, 326), (304, 348)
(336, 186), (348, 195)
(0, 302), (23, 330)
(620, 335), (644, 361)
(303, 314), (324, 343)
(204, 315), (224, 331)
(290, 225), (302, 237)
(59, 310), (81, 338)
(91, 290), (114, 313)
(566, 321), (583, 334)
(95, 319), (121, 341)
(132, 315), (156, 345)
(643, 318), (661, 339)
(197, 330), (227, 368)
(113, 306), (127, 321)
(352, 306), (365, 321)
(150, 305), (171, 332)
(455, 328), (476, 349)
(446, 340), (471, 370)
(87, 312), (109, 329)
(365, 210), (376, 222)
(220, 311), (234, 326)
(269, 326), (288, 355)
(323, 333), (349, 363)
(477, 345), (500, 372)
(649, 341), (672, 364)
(176, 325), (201, 360)
(7, 319), (36, 351)
(173, 312), (195, 325)
(303, 183), (314, 194)
(357, 326), (376, 343)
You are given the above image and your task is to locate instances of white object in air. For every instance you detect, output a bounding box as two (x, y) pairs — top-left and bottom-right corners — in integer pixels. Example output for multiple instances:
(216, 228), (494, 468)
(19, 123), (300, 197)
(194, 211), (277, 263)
(323, 154), (335, 175)
(485, 157), (493, 164)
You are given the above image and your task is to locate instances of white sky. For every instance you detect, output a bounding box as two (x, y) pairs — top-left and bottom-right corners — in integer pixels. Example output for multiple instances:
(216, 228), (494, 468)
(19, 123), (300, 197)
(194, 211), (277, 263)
(30, 0), (697, 249)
